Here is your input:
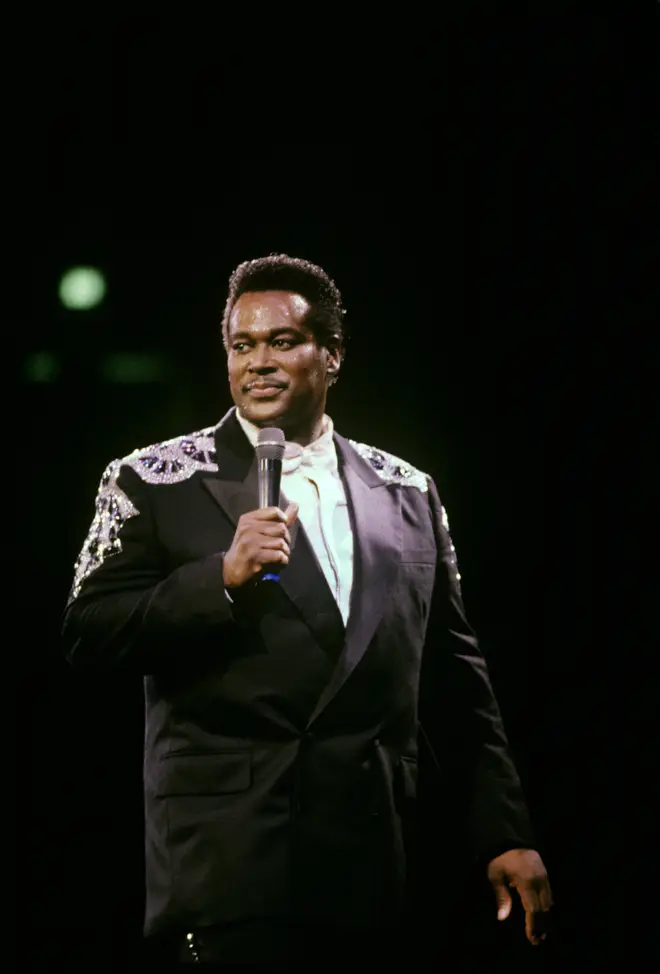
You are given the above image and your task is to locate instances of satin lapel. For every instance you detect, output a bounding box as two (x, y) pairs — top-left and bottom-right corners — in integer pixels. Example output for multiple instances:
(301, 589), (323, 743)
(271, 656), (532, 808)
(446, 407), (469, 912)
(201, 413), (344, 656)
(305, 435), (402, 728)
(202, 459), (258, 528)
(275, 509), (346, 659)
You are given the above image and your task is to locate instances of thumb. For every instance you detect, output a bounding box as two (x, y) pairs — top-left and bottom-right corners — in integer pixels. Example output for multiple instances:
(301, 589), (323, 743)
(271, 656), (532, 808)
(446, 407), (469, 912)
(493, 884), (513, 921)
(285, 502), (299, 525)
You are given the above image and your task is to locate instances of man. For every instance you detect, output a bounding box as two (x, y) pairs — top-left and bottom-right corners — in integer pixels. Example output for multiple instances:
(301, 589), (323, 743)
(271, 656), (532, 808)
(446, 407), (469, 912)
(62, 254), (552, 964)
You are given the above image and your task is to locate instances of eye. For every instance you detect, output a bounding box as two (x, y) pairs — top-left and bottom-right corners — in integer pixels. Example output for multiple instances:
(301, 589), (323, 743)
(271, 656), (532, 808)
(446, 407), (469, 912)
(232, 342), (249, 353)
(272, 338), (294, 349)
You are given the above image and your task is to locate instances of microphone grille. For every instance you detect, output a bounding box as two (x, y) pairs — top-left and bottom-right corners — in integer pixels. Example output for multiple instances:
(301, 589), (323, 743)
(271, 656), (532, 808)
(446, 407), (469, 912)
(256, 426), (285, 461)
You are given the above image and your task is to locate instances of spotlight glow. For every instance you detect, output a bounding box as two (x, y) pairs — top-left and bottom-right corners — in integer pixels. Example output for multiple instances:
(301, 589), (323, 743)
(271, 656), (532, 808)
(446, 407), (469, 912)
(59, 267), (107, 310)
(24, 351), (61, 382)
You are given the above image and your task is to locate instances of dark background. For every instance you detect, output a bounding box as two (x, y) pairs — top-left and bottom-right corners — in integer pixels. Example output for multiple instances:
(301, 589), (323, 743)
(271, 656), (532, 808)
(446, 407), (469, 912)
(14, 14), (651, 969)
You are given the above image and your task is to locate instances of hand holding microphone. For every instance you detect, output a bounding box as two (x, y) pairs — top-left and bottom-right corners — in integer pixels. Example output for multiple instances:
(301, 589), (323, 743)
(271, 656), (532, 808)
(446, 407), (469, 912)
(222, 428), (298, 590)
(222, 503), (298, 589)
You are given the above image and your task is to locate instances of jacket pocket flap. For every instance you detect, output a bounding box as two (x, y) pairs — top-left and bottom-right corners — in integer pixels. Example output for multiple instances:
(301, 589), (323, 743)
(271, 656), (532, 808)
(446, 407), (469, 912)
(400, 549), (436, 565)
(155, 751), (252, 797)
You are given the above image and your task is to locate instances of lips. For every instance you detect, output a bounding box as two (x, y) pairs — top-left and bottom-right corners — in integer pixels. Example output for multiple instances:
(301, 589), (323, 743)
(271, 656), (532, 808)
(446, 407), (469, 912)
(245, 382), (287, 399)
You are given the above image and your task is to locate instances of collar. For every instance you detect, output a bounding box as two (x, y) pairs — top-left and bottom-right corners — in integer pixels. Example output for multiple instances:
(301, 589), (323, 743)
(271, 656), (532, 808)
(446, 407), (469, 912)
(235, 409), (338, 475)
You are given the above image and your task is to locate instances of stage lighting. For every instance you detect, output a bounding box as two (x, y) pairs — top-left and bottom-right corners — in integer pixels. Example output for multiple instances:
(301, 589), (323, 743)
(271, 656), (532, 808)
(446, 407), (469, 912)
(59, 267), (107, 310)
(100, 352), (168, 383)
(24, 351), (61, 383)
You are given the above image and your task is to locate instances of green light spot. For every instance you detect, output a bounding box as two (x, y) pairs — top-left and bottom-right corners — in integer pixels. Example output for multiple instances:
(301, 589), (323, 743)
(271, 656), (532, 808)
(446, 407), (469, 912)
(24, 351), (61, 383)
(59, 267), (107, 310)
(100, 353), (167, 383)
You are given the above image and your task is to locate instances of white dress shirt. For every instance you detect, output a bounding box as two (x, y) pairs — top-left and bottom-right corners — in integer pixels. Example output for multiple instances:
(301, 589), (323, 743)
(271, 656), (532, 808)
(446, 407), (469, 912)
(235, 410), (354, 625)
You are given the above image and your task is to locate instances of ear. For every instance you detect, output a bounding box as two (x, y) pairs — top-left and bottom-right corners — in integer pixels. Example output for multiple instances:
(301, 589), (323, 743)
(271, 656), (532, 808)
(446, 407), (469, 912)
(326, 347), (341, 386)
(326, 343), (342, 369)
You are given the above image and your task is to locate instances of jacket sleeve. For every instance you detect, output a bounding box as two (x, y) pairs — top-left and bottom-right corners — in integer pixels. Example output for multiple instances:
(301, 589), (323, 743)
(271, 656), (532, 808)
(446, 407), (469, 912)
(419, 476), (537, 863)
(61, 459), (238, 675)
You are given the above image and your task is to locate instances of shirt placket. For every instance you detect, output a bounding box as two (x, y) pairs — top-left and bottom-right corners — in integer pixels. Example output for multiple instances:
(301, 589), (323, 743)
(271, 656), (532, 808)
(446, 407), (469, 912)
(308, 474), (341, 604)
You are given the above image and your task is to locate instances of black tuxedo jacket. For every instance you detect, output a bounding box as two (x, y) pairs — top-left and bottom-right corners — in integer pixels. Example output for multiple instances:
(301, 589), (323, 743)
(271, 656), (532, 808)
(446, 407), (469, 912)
(62, 407), (535, 939)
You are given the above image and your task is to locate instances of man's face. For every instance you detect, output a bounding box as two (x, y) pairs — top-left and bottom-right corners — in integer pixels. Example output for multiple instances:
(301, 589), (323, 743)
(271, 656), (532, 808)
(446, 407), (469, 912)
(226, 290), (340, 433)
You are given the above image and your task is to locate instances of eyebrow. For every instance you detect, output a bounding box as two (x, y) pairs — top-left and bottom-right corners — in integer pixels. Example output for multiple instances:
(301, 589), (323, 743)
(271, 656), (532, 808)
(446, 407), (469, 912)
(230, 327), (304, 342)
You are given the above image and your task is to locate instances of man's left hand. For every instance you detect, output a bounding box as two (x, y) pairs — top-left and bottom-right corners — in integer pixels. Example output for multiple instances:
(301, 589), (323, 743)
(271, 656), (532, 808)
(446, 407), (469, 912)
(487, 848), (553, 945)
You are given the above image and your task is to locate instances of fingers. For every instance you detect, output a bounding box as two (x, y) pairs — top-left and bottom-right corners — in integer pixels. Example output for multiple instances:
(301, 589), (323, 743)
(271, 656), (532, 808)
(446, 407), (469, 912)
(240, 510), (292, 542)
(516, 879), (553, 946)
(524, 903), (552, 945)
(258, 537), (291, 558)
(255, 547), (290, 567)
(538, 877), (554, 913)
(239, 536), (290, 571)
(239, 518), (290, 542)
(247, 506), (289, 523)
(247, 503), (299, 528)
(494, 887), (512, 921)
(515, 875), (553, 916)
(227, 506), (297, 587)
(252, 522), (291, 543)
(487, 850), (553, 946)
(284, 501), (299, 525)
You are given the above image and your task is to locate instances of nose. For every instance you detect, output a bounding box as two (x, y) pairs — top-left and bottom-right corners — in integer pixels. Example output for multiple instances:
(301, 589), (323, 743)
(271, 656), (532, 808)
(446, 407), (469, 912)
(247, 343), (277, 374)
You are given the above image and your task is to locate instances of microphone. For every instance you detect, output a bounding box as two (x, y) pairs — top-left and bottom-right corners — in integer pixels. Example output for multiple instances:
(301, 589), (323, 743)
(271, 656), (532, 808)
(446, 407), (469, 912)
(256, 427), (286, 582)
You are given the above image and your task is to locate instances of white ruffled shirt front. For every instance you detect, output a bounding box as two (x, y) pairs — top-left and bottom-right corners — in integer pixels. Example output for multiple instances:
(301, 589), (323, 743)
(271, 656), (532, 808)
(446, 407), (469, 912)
(236, 410), (354, 625)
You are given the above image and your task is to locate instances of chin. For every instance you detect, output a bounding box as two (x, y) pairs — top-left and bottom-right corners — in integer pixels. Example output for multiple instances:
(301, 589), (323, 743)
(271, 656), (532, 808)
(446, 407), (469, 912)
(239, 398), (288, 425)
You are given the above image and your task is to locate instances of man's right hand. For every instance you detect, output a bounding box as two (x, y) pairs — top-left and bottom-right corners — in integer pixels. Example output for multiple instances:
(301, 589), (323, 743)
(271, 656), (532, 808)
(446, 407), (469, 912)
(223, 502), (299, 589)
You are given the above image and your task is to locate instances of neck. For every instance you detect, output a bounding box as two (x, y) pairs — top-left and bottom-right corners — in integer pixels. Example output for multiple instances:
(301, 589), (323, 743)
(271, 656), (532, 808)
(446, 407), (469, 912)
(282, 415), (326, 447)
(238, 409), (327, 447)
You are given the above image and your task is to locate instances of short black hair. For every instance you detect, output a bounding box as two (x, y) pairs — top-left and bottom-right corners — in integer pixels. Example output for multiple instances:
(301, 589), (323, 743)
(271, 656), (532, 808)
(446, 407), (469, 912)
(221, 253), (346, 352)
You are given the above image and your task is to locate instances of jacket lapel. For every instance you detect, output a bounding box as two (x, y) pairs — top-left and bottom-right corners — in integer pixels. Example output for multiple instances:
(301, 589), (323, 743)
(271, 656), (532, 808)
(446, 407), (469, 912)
(201, 409), (344, 659)
(304, 433), (402, 728)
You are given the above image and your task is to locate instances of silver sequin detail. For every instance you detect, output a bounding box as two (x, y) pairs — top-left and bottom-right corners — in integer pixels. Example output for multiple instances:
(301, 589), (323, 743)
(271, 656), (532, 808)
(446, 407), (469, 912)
(349, 441), (429, 492)
(69, 426), (219, 602)
(447, 541), (461, 582)
(440, 504), (461, 582)
(350, 441), (461, 582)
(127, 426), (218, 484)
(185, 931), (201, 963)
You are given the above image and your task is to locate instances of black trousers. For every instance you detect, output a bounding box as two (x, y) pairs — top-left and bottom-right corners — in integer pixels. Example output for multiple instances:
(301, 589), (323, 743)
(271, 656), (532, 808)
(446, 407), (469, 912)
(146, 918), (410, 966)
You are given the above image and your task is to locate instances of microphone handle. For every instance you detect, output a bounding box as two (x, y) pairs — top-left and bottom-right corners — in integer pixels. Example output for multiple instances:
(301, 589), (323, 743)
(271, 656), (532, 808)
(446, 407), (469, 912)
(257, 457), (282, 508)
(257, 457), (282, 581)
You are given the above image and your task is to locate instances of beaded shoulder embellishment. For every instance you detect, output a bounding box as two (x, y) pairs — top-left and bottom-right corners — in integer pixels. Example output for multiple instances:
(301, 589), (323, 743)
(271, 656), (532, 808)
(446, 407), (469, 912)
(349, 440), (462, 582)
(69, 427), (218, 601)
(348, 441), (429, 492)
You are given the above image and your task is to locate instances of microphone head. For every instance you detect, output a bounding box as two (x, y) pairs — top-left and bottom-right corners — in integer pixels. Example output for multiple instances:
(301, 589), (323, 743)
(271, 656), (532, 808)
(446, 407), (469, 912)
(256, 426), (285, 461)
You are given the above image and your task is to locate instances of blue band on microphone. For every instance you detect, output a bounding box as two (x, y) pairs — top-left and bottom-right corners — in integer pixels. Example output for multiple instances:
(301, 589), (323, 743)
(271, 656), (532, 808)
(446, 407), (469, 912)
(261, 572), (280, 582)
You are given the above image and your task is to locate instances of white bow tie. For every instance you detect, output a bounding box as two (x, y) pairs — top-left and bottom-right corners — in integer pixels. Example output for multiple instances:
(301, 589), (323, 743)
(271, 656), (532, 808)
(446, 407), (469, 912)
(282, 434), (338, 477)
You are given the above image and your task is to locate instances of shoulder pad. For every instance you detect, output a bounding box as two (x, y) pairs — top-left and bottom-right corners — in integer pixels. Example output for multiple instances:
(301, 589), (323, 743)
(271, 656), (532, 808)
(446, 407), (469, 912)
(68, 426), (218, 602)
(119, 426), (218, 484)
(348, 440), (429, 492)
